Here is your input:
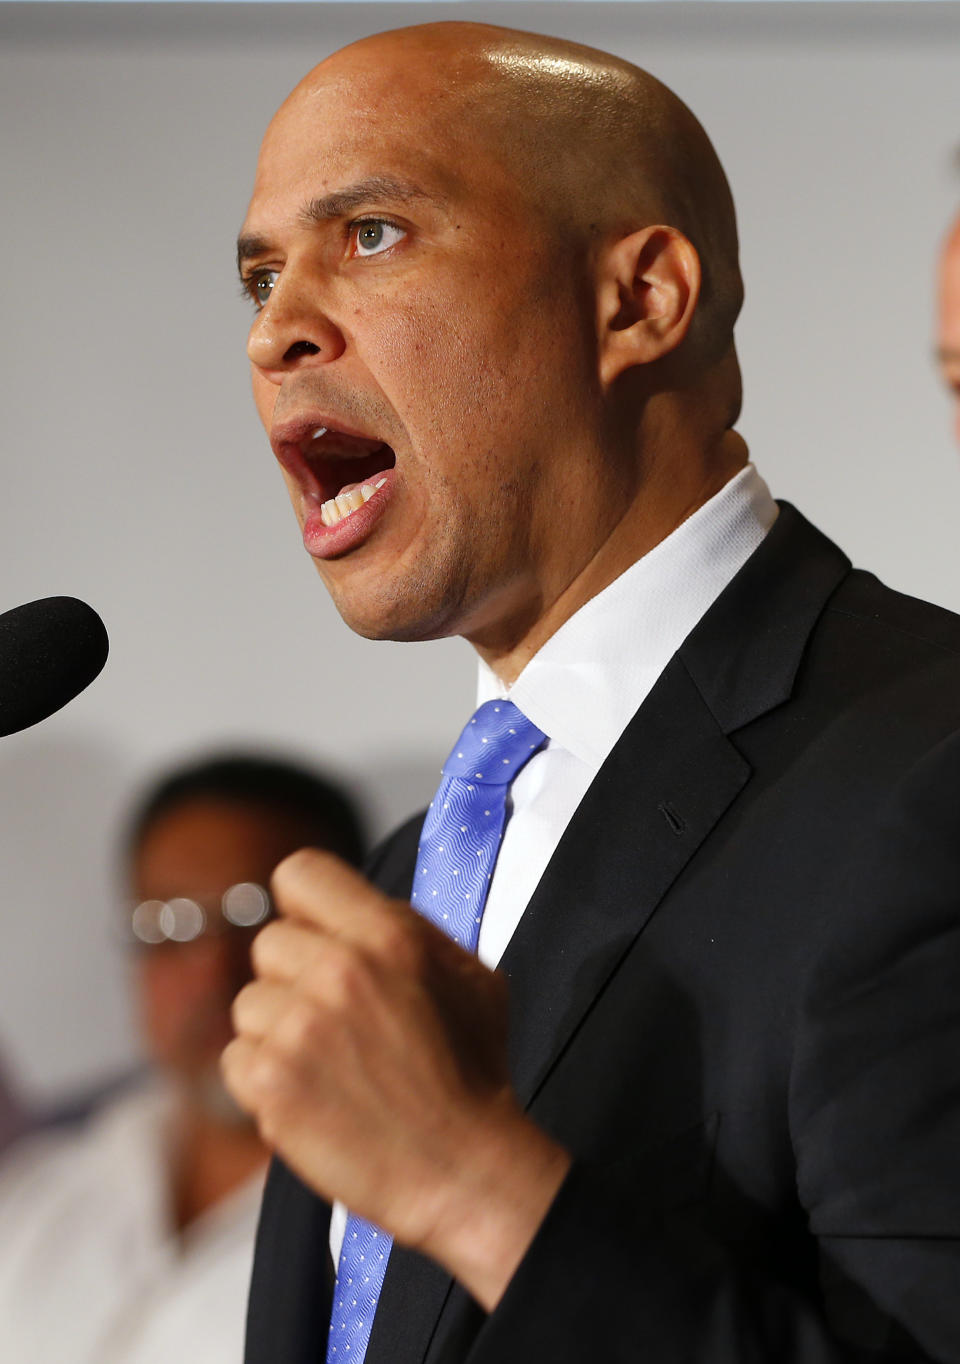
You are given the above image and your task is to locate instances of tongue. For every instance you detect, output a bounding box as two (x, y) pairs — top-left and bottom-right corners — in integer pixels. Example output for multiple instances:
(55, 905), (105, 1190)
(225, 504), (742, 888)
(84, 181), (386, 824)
(335, 451), (394, 498)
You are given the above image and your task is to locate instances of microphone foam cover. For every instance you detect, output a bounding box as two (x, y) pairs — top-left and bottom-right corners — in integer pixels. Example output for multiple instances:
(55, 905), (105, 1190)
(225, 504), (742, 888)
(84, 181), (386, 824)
(0, 596), (109, 737)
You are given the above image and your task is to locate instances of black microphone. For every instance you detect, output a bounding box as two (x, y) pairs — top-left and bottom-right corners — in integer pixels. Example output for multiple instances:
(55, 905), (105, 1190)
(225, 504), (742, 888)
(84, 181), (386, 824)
(0, 596), (109, 737)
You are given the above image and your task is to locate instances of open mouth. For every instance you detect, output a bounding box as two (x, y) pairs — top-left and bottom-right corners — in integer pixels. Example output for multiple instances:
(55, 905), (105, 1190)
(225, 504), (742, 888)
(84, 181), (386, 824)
(278, 421), (398, 527)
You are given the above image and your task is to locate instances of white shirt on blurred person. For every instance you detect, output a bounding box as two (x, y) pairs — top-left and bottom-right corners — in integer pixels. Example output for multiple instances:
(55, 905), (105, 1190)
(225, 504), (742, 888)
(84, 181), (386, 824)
(0, 1076), (264, 1364)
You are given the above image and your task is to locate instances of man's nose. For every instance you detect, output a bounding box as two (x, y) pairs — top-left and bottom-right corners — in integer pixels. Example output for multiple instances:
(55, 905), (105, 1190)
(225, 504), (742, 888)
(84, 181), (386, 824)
(247, 277), (346, 378)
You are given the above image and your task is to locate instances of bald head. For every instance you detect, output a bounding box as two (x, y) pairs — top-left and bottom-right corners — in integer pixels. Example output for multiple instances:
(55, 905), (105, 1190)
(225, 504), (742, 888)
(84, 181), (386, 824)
(243, 23), (751, 668)
(277, 23), (742, 364)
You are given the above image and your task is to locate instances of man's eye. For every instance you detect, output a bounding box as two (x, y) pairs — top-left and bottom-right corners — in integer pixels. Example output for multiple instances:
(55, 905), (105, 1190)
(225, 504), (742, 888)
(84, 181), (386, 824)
(352, 221), (406, 257)
(247, 270), (278, 309)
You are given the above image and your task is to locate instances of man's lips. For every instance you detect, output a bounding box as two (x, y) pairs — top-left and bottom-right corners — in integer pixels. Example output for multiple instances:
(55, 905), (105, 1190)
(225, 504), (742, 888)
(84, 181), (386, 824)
(301, 469), (396, 560)
(269, 412), (398, 560)
(270, 413), (397, 506)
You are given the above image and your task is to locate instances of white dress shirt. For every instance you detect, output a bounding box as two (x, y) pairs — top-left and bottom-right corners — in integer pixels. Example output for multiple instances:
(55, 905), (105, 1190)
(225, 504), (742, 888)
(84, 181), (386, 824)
(330, 464), (777, 1268)
(0, 1079), (265, 1364)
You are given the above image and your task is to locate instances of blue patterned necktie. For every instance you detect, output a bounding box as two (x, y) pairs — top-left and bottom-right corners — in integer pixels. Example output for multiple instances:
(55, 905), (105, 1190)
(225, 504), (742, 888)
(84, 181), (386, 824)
(325, 700), (547, 1363)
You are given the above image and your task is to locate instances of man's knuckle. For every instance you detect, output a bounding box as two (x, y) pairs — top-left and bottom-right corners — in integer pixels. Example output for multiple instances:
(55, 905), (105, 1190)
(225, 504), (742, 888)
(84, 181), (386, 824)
(250, 923), (276, 972)
(297, 939), (365, 1009)
(279, 997), (325, 1053)
(254, 1096), (287, 1149)
(376, 909), (430, 975)
(219, 1038), (241, 1084)
(271, 846), (320, 894)
(230, 982), (255, 1031)
(377, 915), (414, 961)
(250, 1044), (294, 1104)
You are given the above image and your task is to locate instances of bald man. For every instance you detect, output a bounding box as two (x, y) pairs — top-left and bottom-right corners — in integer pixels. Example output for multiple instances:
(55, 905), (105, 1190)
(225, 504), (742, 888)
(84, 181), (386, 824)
(223, 24), (960, 1364)
(938, 210), (960, 445)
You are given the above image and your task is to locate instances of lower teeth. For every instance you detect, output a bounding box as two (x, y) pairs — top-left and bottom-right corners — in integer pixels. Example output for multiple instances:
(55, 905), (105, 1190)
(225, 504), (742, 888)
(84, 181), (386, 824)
(320, 477), (387, 527)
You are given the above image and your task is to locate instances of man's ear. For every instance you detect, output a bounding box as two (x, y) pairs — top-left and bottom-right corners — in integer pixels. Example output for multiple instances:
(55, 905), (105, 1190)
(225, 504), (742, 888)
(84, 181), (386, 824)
(597, 225), (701, 387)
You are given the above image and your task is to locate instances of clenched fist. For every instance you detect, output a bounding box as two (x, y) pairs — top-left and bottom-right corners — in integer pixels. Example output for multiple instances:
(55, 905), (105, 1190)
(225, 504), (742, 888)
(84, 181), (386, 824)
(221, 849), (570, 1309)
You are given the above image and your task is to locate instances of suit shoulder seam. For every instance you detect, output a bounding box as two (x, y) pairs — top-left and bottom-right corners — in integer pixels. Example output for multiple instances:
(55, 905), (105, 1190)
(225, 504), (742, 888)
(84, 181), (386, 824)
(825, 604), (960, 659)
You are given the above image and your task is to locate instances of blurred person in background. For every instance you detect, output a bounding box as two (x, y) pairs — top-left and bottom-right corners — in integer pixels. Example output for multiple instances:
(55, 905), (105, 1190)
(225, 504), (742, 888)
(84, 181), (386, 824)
(0, 751), (366, 1364)
(0, 1050), (25, 1155)
(937, 201), (960, 443)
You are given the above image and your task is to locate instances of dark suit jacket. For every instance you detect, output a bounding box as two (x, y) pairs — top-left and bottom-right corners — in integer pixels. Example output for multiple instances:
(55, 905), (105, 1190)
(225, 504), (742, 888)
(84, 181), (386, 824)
(245, 505), (960, 1362)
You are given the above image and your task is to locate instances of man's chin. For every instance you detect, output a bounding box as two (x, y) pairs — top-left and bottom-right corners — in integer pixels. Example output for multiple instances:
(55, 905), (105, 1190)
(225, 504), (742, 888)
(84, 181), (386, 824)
(322, 574), (466, 645)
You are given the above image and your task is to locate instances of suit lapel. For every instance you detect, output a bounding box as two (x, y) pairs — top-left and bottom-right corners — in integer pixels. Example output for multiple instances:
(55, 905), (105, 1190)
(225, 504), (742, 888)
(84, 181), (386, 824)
(502, 653), (751, 1106)
(244, 1160), (335, 1364)
(503, 504), (851, 1109)
(365, 1246), (461, 1364)
(368, 505), (851, 1364)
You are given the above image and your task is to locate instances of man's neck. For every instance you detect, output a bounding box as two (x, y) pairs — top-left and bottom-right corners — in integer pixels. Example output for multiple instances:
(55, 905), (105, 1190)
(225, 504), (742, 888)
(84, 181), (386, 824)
(473, 432), (749, 687)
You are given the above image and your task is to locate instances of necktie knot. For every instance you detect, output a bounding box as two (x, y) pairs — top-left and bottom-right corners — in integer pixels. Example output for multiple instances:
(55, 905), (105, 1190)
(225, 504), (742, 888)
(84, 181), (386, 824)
(441, 699), (546, 785)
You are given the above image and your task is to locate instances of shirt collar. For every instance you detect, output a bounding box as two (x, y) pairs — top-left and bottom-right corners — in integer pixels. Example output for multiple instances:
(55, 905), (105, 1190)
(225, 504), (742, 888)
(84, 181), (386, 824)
(476, 464), (778, 769)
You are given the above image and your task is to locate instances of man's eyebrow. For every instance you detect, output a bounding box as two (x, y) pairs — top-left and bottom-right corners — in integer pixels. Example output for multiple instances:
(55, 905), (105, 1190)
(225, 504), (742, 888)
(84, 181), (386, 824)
(236, 233), (271, 276)
(299, 175), (439, 226)
(937, 346), (960, 364)
(236, 176), (440, 276)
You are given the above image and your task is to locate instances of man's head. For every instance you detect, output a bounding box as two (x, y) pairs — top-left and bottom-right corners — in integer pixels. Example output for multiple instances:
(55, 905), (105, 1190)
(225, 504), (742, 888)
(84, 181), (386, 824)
(240, 23), (746, 672)
(124, 753), (365, 1108)
(937, 210), (960, 445)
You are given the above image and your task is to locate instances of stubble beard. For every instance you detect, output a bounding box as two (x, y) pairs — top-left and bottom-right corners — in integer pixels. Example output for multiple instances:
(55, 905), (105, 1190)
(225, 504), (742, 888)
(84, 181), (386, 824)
(321, 480), (523, 646)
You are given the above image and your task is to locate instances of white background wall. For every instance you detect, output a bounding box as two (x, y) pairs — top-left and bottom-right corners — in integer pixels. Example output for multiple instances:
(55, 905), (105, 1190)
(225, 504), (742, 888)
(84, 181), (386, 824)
(1, 0), (958, 1104)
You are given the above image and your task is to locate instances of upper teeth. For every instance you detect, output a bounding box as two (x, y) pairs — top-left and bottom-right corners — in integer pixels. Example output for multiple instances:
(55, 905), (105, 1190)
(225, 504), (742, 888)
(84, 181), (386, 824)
(311, 426), (327, 440)
(320, 478), (387, 527)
